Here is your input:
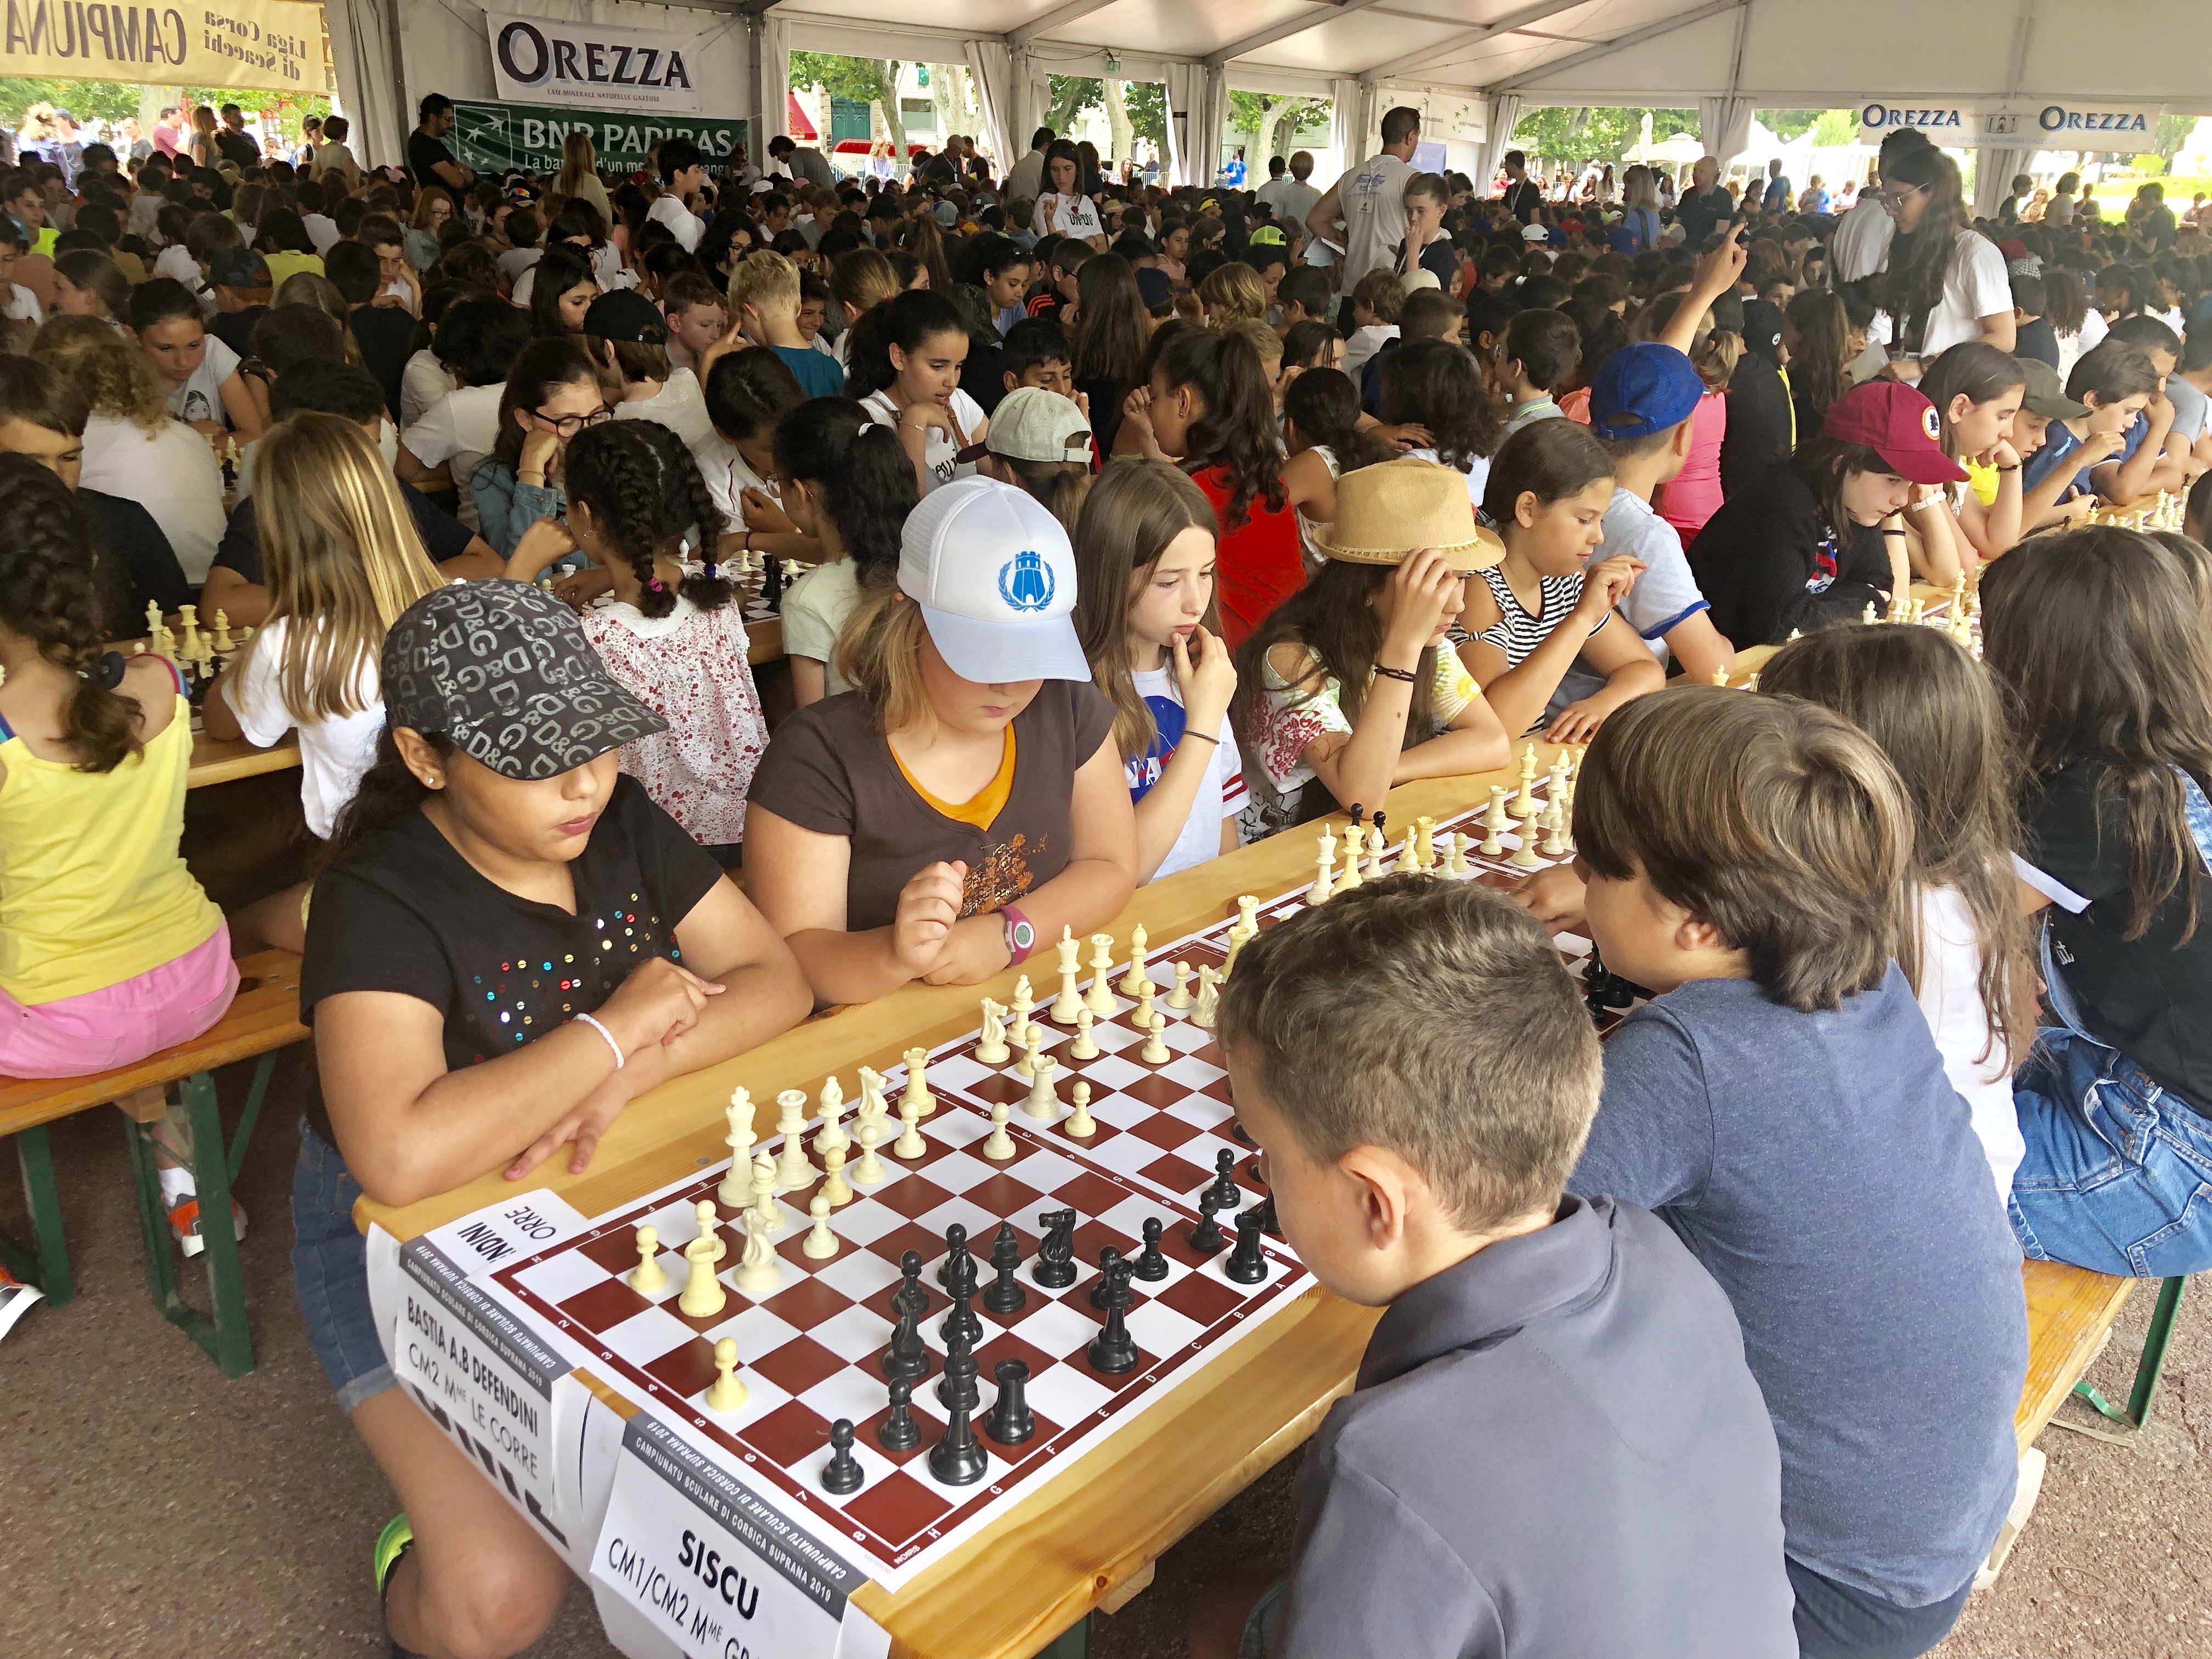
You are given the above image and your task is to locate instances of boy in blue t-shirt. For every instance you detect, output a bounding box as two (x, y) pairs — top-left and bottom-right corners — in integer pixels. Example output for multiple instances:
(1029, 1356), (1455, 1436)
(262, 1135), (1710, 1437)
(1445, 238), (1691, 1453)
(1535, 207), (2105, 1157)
(1520, 686), (2027, 1659)
(2021, 339), (2161, 503)
(727, 245), (844, 399)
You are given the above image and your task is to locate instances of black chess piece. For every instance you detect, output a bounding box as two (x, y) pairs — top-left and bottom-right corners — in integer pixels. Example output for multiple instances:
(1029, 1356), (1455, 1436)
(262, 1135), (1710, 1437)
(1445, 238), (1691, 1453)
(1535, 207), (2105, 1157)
(1032, 1208), (1078, 1289)
(1224, 1207), (1269, 1284)
(1131, 1217), (1169, 1282)
(982, 1222), (1028, 1316)
(935, 1334), (979, 1412)
(928, 1400), (990, 1486)
(986, 1359), (1035, 1444)
(877, 1379), (920, 1451)
(1348, 804), (1365, 834)
(882, 1302), (929, 1382)
(1088, 1245), (1127, 1308)
(891, 1250), (928, 1318)
(1231, 1116), (1252, 1144)
(1584, 947), (1624, 1022)
(1189, 1190), (1226, 1255)
(1250, 1190), (1280, 1238)
(822, 1419), (864, 1494)
(936, 1223), (974, 1293)
(1372, 809), (1387, 844)
(760, 554), (785, 607)
(940, 1282), (981, 1348)
(1209, 1148), (1240, 1210)
(1086, 1261), (1139, 1374)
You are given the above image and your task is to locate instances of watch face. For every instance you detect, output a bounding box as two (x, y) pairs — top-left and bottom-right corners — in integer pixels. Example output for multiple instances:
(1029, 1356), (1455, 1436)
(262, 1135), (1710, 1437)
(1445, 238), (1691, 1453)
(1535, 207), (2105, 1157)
(1010, 918), (1036, 952)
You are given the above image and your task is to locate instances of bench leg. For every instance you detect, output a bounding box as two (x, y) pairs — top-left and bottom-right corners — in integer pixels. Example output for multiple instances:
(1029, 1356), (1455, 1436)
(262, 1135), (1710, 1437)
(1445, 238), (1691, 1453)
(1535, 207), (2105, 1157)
(2, 1126), (74, 1305)
(1031, 1614), (1091, 1659)
(2072, 1276), (2187, 1431)
(121, 1070), (257, 1378)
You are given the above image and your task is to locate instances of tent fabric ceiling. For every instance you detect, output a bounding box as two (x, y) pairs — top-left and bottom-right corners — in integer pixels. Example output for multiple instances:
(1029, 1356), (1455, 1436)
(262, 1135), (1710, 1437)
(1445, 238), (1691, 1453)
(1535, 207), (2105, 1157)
(769, 0), (2212, 110)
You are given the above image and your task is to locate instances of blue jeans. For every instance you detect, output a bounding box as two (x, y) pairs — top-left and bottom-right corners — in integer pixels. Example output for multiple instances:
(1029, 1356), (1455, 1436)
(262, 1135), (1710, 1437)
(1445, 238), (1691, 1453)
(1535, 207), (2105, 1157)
(2010, 1028), (2212, 1279)
(291, 1118), (396, 1411)
(1789, 1556), (1972, 1659)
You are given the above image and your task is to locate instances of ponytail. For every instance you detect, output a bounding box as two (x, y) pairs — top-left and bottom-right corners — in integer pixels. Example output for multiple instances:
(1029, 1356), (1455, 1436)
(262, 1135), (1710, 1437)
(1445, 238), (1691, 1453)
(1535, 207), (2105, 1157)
(774, 398), (919, 584)
(843, 289), (967, 399)
(562, 420), (733, 619)
(331, 727), (453, 854)
(0, 456), (142, 773)
(1153, 326), (1284, 531)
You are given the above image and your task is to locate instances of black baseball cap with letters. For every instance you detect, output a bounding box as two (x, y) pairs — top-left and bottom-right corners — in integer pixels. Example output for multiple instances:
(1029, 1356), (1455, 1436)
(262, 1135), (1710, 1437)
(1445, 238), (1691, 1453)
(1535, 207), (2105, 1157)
(381, 580), (665, 780)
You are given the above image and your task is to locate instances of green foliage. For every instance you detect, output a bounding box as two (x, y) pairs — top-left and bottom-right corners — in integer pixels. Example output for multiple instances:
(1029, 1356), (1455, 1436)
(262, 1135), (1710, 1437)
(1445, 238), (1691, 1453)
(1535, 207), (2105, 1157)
(791, 51), (897, 105)
(2154, 115), (2194, 164)
(0, 78), (138, 126)
(1122, 82), (1164, 145)
(1047, 75), (1101, 134)
(1811, 108), (1858, 148)
(1509, 106), (1696, 163)
(1760, 109), (1824, 142)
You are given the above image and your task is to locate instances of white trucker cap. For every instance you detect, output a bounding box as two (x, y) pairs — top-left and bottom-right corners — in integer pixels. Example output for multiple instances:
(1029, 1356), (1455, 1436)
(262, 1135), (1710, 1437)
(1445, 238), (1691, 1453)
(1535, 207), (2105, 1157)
(898, 476), (1090, 682)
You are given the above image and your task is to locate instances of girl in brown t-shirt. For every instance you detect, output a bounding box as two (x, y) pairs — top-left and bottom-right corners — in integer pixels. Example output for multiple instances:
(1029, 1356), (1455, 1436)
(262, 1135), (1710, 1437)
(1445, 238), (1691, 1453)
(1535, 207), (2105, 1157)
(747, 477), (1137, 1005)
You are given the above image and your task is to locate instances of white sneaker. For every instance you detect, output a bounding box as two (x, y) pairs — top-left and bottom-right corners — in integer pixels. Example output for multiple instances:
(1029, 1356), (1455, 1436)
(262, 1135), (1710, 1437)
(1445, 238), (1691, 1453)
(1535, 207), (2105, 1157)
(0, 1265), (44, 1341)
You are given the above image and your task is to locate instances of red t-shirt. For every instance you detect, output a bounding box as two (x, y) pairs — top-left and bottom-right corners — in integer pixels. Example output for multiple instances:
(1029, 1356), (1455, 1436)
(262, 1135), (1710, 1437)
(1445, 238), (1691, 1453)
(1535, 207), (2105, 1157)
(1193, 466), (1303, 650)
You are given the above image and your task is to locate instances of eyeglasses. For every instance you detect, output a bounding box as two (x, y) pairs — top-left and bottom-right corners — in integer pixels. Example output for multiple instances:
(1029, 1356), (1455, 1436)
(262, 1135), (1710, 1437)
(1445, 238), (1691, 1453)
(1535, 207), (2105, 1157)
(529, 404), (611, 438)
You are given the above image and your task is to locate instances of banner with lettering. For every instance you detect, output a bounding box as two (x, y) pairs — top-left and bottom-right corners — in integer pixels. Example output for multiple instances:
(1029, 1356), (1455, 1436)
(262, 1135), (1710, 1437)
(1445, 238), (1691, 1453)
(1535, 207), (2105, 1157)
(486, 8), (711, 115)
(1856, 100), (2162, 150)
(449, 98), (749, 179)
(0, 0), (330, 93)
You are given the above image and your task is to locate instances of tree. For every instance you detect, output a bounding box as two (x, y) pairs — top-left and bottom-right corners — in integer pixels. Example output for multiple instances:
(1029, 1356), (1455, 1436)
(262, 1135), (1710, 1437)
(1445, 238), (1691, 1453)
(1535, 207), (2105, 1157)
(1, 79), (143, 127)
(1810, 108), (1858, 148)
(1760, 109), (1825, 142)
(1102, 77), (1133, 169)
(1510, 106), (1696, 166)
(2153, 114), (2196, 167)
(926, 62), (977, 146)
(1122, 82), (1165, 149)
(1226, 89), (1330, 177)
(790, 50), (904, 153)
(1047, 75), (1101, 135)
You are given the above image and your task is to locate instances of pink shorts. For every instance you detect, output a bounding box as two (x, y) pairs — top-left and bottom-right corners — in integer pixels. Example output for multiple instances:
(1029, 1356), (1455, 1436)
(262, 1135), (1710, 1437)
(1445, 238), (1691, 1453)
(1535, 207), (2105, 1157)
(0, 926), (240, 1079)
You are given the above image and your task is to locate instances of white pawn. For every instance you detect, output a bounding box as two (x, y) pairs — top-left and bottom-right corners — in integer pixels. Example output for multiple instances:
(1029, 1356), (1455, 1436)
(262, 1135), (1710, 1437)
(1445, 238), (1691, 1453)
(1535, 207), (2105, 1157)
(852, 1120), (886, 1186)
(747, 1148), (782, 1235)
(1542, 799), (1570, 857)
(732, 1210), (782, 1296)
(1085, 934), (1118, 1014)
(1446, 829), (1470, 876)
(705, 1338), (748, 1412)
(1509, 808), (1545, 870)
(678, 1232), (726, 1318)
(1023, 1052), (1059, 1121)
(1479, 806), (1505, 857)
(975, 997), (1011, 1065)
(1141, 1010), (1171, 1064)
(820, 1144), (853, 1206)
(894, 1092), (926, 1158)
(1309, 828), (1337, 905)
(984, 1099), (1017, 1159)
(1133, 979), (1156, 1039)
(1166, 961), (1194, 1009)
(716, 1088), (755, 1207)
(901, 1048), (934, 1117)
(695, 1199), (727, 1262)
(1120, 923), (1153, 996)
(772, 1089), (814, 1193)
(1070, 1006), (1101, 1060)
(1051, 926), (1085, 1023)
(802, 1194), (840, 1259)
(1014, 1020), (1044, 1080)
(1192, 966), (1221, 1030)
(630, 1224), (668, 1293)
(1065, 1080), (1096, 1139)
(813, 1076), (848, 1155)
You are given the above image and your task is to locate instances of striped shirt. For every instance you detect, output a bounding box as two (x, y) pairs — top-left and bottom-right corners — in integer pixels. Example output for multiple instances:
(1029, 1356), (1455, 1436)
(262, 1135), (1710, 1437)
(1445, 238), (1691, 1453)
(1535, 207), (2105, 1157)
(1458, 564), (1604, 669)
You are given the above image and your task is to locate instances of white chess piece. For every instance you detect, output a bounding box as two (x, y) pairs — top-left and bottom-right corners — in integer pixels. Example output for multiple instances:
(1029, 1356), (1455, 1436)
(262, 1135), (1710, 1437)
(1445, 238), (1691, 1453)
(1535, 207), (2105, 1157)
(1542, 798), (1569, 857)
(704, 1337), (747, 1411)
(852, 1120), (886, 1186)
(772, 1089), (814, 1193)
(1010, 976), (1035, 1054)
(820, 1144), (853, 1205)
(802, 1194), (839, 1259)
(1445, 829), (1470, 876)
(1051, 926), (1085, 1022)
(1133, 980), (1156, 1039)
(1508, 743), (1539, 817)
(813, 1076), (848, 1154)
(1334, 825), (1364, 892)
(747, 1148), (782, 1235)
(1509, 806), (1545, 870)
(1414, 815), (1436, 871)
(857, 1065), (888, 1130)
(1064, 1080), (1096, 1138)
(716, 1088), (755, 1207)
(1480, 806), (1506, 857)
(1120, 923), (1153, 996)
(1192, 966), (1221, 1030)
(1141, 1010), (1171, 1064)
(1365, 823), (1386, 873)
(732, 1210), (782, 1296)
(1023, 1053), (1059, 1121)
(984, 1099), (1018, 1159)
(678, 1232), (726, 1317)
(901, 1047), (934, 1117)
(629, 1225), (668, 1293)
(1014, 1020), (1044, 1080)
(894, 1092), (926, 1158)
(1309, 827), (1336, 904)
(1070, 1006), (1100, 1060)
(1166, 961), (1194, 1009)
(1085, 934), (1117, 1014)
(695, 1199), (726, 1262)
(975, 998), (1011, 1065)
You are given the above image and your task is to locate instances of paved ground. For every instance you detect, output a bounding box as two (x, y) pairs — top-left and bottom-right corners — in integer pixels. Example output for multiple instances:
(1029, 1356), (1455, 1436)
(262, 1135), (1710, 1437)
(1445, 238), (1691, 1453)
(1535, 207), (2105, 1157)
(3, 1056), (2207, 1659)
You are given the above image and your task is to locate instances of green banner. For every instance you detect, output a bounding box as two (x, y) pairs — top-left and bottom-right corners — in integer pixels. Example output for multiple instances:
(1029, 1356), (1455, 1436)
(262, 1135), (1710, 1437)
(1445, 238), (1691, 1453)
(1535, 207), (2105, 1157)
(448, 98), (748, 178)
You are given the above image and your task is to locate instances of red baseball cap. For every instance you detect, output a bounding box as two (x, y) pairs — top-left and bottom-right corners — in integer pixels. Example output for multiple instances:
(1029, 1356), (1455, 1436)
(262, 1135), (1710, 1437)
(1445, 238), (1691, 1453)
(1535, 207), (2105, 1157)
(1820, 381), (1967, 485)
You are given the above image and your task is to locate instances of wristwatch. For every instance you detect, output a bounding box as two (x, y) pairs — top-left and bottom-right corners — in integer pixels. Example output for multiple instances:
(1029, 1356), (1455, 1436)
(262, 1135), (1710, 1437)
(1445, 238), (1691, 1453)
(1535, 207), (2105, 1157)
(1001, 904), (1036, 966)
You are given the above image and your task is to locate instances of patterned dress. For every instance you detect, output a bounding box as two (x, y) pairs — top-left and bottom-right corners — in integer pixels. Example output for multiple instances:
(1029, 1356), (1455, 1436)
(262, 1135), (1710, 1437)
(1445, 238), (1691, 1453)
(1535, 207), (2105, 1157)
(1244, 646), (1481, 836)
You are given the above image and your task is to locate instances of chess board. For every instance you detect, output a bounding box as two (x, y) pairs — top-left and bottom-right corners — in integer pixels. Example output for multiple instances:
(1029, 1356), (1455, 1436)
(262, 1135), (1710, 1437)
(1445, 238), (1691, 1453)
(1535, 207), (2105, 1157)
(727, 556), (815, 627)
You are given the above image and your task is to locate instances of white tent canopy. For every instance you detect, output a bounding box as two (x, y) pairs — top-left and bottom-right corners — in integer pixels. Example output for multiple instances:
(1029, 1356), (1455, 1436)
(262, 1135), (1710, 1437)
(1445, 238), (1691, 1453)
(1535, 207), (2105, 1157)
(342, 0), (2212, 191)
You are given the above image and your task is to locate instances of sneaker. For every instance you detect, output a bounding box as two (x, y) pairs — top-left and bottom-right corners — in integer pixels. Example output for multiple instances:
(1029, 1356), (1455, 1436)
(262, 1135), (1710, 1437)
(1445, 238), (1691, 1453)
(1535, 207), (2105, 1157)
(0, 1265), (43, 1342)
(165, 1189), (248, 1259)
(374, 1513), (415, 1600)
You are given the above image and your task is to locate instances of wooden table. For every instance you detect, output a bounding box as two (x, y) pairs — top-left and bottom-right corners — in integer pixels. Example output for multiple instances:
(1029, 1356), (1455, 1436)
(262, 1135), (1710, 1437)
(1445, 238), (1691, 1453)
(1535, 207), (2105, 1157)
(358, 759), (1550, 1659)
(190, 730), (301, 789)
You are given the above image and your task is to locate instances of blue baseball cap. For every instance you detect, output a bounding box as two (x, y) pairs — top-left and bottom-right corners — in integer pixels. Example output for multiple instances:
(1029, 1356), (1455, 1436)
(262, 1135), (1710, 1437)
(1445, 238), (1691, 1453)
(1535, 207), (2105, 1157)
(1589, 343), (1706, 441)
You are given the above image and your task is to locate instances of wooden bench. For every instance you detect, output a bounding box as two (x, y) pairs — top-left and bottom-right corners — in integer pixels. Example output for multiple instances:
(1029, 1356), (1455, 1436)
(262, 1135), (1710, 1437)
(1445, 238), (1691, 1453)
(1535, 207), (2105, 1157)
(0, 951), (308, 1376)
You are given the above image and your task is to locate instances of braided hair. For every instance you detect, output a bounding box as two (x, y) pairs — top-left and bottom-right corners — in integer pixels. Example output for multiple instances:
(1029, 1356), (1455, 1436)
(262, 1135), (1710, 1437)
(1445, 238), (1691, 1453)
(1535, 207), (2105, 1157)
(0, 455), (142, 772)
(561, 420), (732, 620)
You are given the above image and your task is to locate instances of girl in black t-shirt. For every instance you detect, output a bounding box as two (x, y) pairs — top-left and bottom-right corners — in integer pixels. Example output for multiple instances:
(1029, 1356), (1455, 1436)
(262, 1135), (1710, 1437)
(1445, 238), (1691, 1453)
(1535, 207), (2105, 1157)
(296, 580), (809, 1659)
(1985, 529), (2212, 1279)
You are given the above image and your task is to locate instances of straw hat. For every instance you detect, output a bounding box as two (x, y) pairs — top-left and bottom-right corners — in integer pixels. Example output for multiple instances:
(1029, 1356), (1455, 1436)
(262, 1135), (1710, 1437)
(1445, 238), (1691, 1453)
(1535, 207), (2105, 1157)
(1306, 458), (1505, 572)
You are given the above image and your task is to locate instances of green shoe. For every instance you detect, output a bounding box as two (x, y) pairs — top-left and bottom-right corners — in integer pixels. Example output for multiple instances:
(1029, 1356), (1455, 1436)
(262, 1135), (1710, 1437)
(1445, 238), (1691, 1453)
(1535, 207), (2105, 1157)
(373, 1513), (415, 1600)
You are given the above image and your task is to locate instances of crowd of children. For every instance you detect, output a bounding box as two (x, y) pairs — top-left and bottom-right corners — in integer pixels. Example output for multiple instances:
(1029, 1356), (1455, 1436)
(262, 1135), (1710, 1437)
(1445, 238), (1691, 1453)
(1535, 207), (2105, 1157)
(7, 97), (2212, 1659)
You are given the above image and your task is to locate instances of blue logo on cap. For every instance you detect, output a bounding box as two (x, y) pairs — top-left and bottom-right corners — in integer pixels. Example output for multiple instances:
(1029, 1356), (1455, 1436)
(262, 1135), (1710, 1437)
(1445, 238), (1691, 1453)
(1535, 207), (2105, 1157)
(998, 549), (1054, 612)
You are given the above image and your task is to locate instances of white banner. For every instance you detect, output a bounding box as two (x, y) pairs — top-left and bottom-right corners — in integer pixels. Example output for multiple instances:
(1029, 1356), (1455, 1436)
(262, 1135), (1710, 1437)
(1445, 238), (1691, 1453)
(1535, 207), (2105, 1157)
(1856, 99), (2162, 150)
(487, 9), (709, 115)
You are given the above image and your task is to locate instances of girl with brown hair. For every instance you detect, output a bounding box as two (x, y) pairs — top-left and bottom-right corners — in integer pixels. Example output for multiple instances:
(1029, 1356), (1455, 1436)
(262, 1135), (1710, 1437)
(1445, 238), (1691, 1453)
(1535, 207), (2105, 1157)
(1878, 145), (2015, 360)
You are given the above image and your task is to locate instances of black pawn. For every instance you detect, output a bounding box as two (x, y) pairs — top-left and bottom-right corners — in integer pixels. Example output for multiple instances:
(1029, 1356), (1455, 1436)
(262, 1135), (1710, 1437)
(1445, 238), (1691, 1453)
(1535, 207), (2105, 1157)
(1224, 1207), (1269, 1284)
(928, 1402), (989, 1486)
(821, 1419), (864, 1494)
(1231, 1117), (1252, 1144)
(1131, 1218), (1169, 1282)
(1088, 1245), (1126, 1308)
(986, 1359), (1035, 1444)
(936, 1223), (974, 1293)
(983, 1223), (1028, 1316)
(935, 1335), (979, 1412)
(1348, 804), (1365, 834)
(1189, 1190), (1226, 1256)
(760, 554), (785, 607)
(1209, 1148), (1240, 1210)
(1087, 1262), (1139, 1374)
(877, 1379), (920, 1452)
(1250, 1190), (1280, 1238)
(891, 1250), (928, 1318)
(940, 1282), (981, 1348)
(882, 1302), (929, 1383)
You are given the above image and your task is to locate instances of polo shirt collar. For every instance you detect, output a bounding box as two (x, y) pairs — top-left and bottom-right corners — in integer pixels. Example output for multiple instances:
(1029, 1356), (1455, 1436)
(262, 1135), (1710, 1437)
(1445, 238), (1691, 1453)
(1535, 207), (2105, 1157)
(1356, 1195), (1616, 1390)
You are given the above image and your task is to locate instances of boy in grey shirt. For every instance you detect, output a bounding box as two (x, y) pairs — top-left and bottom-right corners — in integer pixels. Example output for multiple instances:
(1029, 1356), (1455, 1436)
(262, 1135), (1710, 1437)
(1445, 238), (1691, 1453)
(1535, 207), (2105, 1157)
(1192, 878), (1795, 1659)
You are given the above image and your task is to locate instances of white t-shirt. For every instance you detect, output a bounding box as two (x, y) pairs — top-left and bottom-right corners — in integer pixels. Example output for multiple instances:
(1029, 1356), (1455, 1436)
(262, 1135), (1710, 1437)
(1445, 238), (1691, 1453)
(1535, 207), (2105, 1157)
(81, 412), (225, 583)
(301, 212), (341, 255)
(1341, 323), (1398, 383)
(647, 194), (704, 254)
(400, 347), (456, 431)
(1915, 885), (2024, 1204)
(1555, 487), (1708, 710)
(152, 244), (200, 287)
(861, 387), (986, 494)
(1404, 445), (1489, 509)
(402, 383), (504, 522)
(166, 334), (240, 427)
(1336, 152), (1413, 296)
(1032, 193), (1103, 243)
(615, 369), (715, 455)
(1127, 665), (1246, 882)
(496, 246), (543, 286)
(222, 616), (385, 839)
(1829, 198), (1895, 285)
(693, 431), (776, 529)
(1915, 231), (2012, 358)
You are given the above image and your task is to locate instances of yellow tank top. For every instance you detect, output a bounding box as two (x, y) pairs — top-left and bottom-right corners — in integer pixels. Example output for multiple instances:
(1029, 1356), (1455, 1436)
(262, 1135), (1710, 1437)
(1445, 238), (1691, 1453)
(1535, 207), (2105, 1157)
(0, 692), (223, 1005)
(1962, 458), (2000, 507)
